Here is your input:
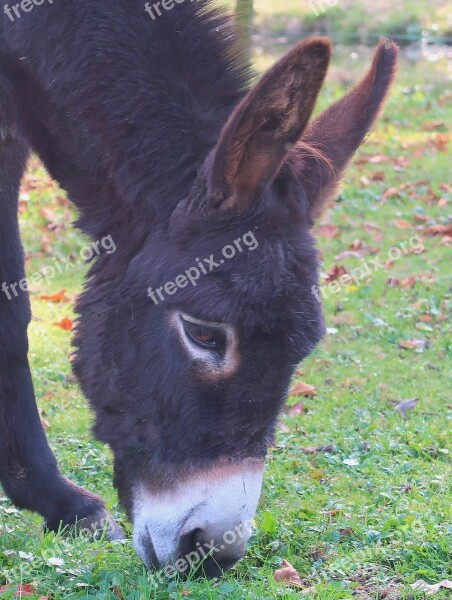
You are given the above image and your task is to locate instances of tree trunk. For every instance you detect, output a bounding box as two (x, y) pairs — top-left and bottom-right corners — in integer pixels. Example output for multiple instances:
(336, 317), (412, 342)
(235, 0), (254, 65)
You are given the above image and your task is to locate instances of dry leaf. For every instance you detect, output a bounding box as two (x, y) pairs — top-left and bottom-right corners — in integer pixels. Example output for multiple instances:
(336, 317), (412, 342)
(440, 235), (452, 246)
(363, 222), (380, 232)
(324, 264), (348, 283)
(422, 223), (452, 236)
(40, 290), (70, 303)
(287, 402), (305, 417)
(421, 120), (445, 131)
(53, 317), (73, 331)
(381, 187), (400, 202)
(411, 579), (452, 595)
(393, 219), (411, 229)
(0, 584), (47, 599)
(316, 224), (339, 238)
(290, 382), (317, 397)
(399, 339), (426, 352)
(274, 559), (303, 588)
(301, 445), (335, 455)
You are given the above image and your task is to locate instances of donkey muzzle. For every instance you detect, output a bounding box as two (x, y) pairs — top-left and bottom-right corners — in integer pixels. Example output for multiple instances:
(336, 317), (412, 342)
(132, 458), (264, 577)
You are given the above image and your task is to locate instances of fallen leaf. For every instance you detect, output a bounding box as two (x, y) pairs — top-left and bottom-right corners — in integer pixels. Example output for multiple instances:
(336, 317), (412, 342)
(334, 250), (364, 260)
(422, 223), (452, 236)
(413, 213), (430, 223)
(316, 224), (339, 238)
(324, 264), (348, 283)
(40, 290), (70, 303)
(421, 120), (446, 131)
(290, 382), (317, 397)
(40, 418), (51, 430)
(287, 402), (305, 417)
(395, 399), (418, 419)
(40, 233), (52, 254)
(381, 187), (401, 202)
(399, 339), (426, 352)
(411, 579), (452, 595)
(418, 315), (433, 323)
(53, 318), (73, 331)
(274, 559), (303, 588)
(0, 584), (47, 599)
(301, 445), (335, 455)
(339, 527), (354, 538)
(278, 422), (291, 433)
(393, 219), (411, 229)
(363, 222), (380, 232)
(440, 235), (452, 246)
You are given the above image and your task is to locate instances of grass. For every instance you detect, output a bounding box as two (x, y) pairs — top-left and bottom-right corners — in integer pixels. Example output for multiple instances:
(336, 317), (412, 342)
(228, 0), (452, 41)
(1, 24), (451, 600)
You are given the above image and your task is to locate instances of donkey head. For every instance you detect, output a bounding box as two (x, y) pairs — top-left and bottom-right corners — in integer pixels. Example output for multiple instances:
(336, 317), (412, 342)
(74, 38), (397, 576)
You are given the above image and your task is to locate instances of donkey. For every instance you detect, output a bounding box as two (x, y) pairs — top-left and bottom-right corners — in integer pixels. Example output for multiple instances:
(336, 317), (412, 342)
(0, 0), (397, 577)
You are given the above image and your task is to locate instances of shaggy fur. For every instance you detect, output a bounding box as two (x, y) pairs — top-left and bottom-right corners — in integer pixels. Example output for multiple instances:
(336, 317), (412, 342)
(0, 0), (397, 568)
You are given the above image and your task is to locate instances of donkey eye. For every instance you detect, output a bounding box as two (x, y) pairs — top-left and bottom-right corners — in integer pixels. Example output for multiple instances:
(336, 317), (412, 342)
(182, 319), (225, 354)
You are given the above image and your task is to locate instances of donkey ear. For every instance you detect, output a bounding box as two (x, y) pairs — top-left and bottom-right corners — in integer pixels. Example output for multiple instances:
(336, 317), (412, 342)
(292, 39), (398, 222)
(208, 38), (331, 214)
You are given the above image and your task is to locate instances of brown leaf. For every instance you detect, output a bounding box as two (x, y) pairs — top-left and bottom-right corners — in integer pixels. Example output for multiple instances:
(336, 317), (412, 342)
(39, 206), (57, 224)
(40, 233), (52, 254)
(53, 317), (73, 331)
(40, 418), (51, 430)
(39, 290), (70, 303)
(393, 219), (411, 229)
(418, 314), (432, 323)
(0, 584), (47, 599)
(274, 559), (303, 588)
(440, 235), (452, 246)
(301, 445), (335, 455)
(421, 120), (445, 131)
(363, 222), (380, 233)
(381, 187), (400, 202)
(287, 402), (305, 417)
(339, 527), (355, 538)
(290, 381), (317, 397)
(431, 133), (447, 152)
(278, 422), (291, 433)
(324, 264), (348, 283)
(422, 224), (452, 236)
(334, 250), (364, 260)
(399, 339), (426, 351)
(316, 224), (339, 238)
(351, 239), (363, 250)
(411, 579), (452, 595)
(413, 213), (430, 223)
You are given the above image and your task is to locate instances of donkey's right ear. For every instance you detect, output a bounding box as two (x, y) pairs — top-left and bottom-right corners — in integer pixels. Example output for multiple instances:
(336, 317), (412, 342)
(203, 38), (331, 216)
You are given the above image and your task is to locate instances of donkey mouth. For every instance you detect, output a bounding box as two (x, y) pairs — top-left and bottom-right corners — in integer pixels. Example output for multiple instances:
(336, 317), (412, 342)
(132, 459), (264, 577)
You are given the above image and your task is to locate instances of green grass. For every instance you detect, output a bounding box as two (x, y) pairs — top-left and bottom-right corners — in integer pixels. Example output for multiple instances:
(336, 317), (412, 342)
(1, 34), (451, 600)
(228, 0), (452, 41)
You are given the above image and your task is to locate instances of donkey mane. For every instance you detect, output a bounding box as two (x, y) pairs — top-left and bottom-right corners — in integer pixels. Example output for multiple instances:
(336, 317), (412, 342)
(1, 0), (249, 243)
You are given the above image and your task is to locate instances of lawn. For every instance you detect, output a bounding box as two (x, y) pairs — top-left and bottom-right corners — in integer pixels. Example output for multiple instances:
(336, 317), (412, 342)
(1, 12), (451, 600)
(229, 0), (451, 41)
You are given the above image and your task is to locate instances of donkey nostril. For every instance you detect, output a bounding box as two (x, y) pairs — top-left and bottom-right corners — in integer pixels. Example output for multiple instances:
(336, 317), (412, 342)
(175, 526), (245, 578)
(177, 527), (203, 558)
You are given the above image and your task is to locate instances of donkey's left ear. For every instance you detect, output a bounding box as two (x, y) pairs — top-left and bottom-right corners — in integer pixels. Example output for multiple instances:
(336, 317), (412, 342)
(207, 38), (331, 214)
(291, 39), (398, 222)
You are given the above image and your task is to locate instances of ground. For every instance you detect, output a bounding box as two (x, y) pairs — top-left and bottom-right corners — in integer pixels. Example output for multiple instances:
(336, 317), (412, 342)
(0, 5), (451, 600)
